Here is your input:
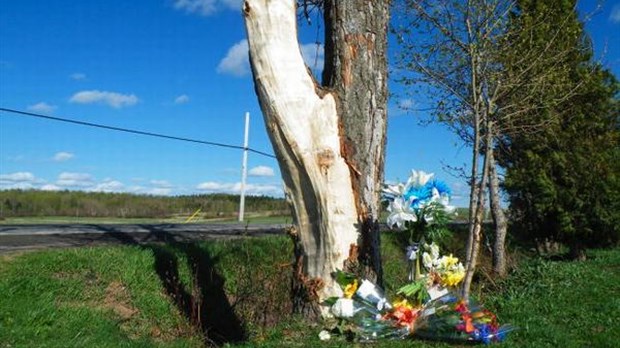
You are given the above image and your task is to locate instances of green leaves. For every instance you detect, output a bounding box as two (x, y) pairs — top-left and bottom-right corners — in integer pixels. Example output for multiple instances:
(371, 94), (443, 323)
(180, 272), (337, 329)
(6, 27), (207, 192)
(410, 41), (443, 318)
(397, 279), (430, 305)
(332, 270), (357, 288)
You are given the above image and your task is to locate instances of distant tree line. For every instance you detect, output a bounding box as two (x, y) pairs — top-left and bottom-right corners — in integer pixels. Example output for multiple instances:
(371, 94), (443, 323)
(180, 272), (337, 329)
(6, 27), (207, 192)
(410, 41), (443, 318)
(0, 190), (289, 219)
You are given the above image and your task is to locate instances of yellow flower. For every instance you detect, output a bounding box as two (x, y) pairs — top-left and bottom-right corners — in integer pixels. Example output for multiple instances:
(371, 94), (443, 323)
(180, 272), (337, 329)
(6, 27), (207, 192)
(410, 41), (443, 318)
(441, 269), (465, 287)
(344, 279), (358, 299)
(392, 298), (413, 310)
(440, 254), (459, 269)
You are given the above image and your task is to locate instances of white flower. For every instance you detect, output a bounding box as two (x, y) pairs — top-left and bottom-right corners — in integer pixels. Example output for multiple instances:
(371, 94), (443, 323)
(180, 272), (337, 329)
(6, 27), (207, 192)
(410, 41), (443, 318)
(318, 330), (331, 341)
(429, 243), (440, 259)
(422, 251), (433, 269)
(382, 182), (406, 199)
(422, 243), (441, 269)
(407, 170), (434, 188)
(386, 197), (417, 229)
(331, 298), (355, 318)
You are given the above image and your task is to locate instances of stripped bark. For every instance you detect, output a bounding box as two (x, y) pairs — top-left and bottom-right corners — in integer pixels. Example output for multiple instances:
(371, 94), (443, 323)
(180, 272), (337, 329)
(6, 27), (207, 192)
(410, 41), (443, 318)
(243, 0), (388, 316)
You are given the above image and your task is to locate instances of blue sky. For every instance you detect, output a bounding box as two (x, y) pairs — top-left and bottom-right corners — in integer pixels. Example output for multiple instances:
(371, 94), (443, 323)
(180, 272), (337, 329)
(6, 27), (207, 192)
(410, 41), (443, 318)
(1, 0), (618, 207)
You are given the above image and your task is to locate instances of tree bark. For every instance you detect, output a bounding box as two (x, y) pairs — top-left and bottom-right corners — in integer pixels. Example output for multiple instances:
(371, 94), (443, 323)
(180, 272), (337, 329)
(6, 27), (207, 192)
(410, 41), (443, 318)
(462, 121), (492, 301)
(243, 0), (388, 316)
(487, 147), (508, 277)
(322, 0), (389, 285)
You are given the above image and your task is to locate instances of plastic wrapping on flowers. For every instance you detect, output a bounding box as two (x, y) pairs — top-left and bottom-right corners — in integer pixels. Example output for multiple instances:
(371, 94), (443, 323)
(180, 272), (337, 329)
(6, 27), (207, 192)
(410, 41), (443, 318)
(321, 170), (513, 344)
(326, 272), (513, 344)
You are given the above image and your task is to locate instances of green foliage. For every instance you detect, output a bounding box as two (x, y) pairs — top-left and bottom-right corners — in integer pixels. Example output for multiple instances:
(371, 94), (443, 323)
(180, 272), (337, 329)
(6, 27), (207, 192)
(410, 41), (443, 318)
(332, 270), (357, 289)
(500, 0), (620, 256)
(0, 190), (288, 219)
(396, 280), (429, 305)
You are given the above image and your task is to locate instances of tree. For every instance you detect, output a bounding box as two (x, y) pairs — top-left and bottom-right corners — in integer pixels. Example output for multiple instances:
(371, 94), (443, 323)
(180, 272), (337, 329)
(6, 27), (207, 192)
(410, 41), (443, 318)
(393, 0), (519, 298)
(392, 0), (590, 296)
(243, 0), (389, 317)
(501, 0), (620, 260)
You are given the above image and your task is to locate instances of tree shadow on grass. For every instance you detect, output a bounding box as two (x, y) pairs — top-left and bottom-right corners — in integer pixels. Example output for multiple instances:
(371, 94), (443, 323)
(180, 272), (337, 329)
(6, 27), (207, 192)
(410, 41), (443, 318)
(98, 225), (246, 346)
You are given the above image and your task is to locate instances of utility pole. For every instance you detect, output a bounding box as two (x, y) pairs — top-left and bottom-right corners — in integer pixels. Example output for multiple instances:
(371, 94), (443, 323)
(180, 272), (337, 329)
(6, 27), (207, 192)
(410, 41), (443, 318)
(238, 112), (250, 222)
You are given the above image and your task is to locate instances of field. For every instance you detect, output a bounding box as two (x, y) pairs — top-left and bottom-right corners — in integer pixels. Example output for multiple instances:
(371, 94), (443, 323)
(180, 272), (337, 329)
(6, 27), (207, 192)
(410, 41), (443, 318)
(1, 233), (618, 347)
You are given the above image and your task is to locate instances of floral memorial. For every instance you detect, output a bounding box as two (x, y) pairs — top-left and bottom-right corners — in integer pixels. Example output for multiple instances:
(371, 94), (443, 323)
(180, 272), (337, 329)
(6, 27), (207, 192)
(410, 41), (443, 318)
(320, 170), (513, 344)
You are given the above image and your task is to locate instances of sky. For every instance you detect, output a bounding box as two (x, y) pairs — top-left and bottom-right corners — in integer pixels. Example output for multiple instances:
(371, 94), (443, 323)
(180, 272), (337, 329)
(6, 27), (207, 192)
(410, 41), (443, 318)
(1, 0), (619, 207)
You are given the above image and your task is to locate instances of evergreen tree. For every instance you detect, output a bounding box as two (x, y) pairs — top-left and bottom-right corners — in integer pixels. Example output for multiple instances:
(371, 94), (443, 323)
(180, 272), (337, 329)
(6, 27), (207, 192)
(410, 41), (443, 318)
(501, 0), (620, 259)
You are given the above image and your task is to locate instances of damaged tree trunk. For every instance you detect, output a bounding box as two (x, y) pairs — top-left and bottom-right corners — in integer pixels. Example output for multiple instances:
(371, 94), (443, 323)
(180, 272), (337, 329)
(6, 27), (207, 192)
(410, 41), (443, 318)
(243, 0), (389, 317)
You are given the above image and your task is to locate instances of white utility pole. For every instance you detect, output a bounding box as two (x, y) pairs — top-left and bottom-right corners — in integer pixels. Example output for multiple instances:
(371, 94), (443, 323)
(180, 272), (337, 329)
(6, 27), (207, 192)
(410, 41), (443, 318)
(238, 112), (250, 222)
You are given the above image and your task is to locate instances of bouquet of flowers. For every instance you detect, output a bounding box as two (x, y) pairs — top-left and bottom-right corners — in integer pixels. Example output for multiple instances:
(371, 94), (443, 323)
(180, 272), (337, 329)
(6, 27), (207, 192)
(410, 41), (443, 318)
(414, 294), (514, 344)
(325, 270), (512, 344)
(320, 170), (512, 344)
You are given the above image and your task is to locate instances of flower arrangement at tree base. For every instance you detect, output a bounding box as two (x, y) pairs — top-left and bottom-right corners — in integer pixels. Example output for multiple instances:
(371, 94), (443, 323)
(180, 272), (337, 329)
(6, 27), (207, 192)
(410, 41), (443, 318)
(319, 170), (513, 344)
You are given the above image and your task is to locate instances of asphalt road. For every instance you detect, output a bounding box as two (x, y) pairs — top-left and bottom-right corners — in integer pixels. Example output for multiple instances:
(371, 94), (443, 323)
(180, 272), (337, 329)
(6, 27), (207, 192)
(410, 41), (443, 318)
(0, 224), (289, 254)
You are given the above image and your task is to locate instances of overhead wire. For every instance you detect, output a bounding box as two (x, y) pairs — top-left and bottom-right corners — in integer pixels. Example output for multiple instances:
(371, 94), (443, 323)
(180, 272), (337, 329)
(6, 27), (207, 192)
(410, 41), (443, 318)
(0, 107), (276, 159)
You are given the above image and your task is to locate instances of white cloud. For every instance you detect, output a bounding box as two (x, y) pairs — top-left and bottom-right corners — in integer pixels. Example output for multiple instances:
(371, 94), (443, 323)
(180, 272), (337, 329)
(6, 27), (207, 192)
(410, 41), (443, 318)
(52, 152), (74, 162)
(174, 0), (217, 16)
(196, 181), (282, 196)
(174, 94), (190, 104)
(128, 186), (172, 196)
(217, 39), (250, 77)
(146, 188), (172, 196)
(611, 5), (620, 23)
(89, 180), (124, 192)
(56, 172), (94, 187)
(220, 0), (242, 10)
(217, 40), (324, 77)
(0, 172), (39, 190)
(70, 73), (86, 80)
(398, 98), (415, 109)
(69, 90), (139, 108)
(248, 165), (275, 177)
(300, 43), (324, 71)
(40, 184), (61, 191)
(0, 172), (36, 183)
(150, 180), (174, 188)
(173, 0), (241, 16)
(27, 102), (57, 114)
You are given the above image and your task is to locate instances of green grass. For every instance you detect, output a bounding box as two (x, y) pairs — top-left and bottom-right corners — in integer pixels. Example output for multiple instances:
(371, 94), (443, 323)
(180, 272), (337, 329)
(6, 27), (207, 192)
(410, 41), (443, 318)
(1, 234), (618, 347)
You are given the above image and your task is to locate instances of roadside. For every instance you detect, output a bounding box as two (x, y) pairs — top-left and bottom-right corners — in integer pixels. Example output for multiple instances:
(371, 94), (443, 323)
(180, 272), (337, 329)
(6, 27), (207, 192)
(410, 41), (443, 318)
(0, 223), (289, 254)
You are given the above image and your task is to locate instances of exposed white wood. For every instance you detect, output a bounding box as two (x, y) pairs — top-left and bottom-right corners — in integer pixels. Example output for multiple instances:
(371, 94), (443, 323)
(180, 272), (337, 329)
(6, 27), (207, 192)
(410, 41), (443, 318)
(244, 0), (359, 303)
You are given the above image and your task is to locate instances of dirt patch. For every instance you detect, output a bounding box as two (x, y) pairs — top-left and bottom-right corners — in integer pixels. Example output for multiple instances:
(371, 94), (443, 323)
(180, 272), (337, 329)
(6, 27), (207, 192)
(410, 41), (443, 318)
(0, 250), (31, 262)
(105, 281), (139, 320)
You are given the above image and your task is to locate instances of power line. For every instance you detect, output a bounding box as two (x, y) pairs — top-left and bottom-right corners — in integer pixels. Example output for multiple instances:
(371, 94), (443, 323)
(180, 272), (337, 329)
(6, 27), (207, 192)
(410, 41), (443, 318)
(0, 107), (276, 159)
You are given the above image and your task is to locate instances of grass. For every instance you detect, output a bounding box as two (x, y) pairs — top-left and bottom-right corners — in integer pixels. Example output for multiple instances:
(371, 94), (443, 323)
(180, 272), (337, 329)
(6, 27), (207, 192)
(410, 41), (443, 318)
(1, 233), (618, 347)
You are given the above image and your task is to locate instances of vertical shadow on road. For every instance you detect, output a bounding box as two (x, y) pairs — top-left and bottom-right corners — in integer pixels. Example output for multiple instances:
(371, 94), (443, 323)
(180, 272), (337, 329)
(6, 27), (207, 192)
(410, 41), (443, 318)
(97, 225), (246, 346)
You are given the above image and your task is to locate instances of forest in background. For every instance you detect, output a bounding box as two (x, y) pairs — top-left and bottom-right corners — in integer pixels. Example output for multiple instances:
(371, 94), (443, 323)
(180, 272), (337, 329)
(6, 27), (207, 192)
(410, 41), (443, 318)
(0, 190), (289, 219)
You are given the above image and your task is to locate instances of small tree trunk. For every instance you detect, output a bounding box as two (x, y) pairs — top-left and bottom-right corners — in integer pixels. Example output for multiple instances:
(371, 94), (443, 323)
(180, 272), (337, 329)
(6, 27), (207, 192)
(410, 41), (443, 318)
(244, 0), (388, 316)
(488, 146), (508, 277)
(462, 122), (492, 301)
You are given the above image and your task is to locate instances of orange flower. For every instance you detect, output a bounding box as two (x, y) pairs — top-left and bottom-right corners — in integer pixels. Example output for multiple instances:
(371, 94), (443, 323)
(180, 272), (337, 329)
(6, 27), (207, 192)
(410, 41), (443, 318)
(385, 299), (420, 332)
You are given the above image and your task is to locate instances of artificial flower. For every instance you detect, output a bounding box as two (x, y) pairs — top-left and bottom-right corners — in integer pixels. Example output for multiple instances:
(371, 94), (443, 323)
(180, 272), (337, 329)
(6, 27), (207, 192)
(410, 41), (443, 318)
(407, 170), (434, 188)
(344, 279), (358, 299)
(386, 197), (417, 229)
